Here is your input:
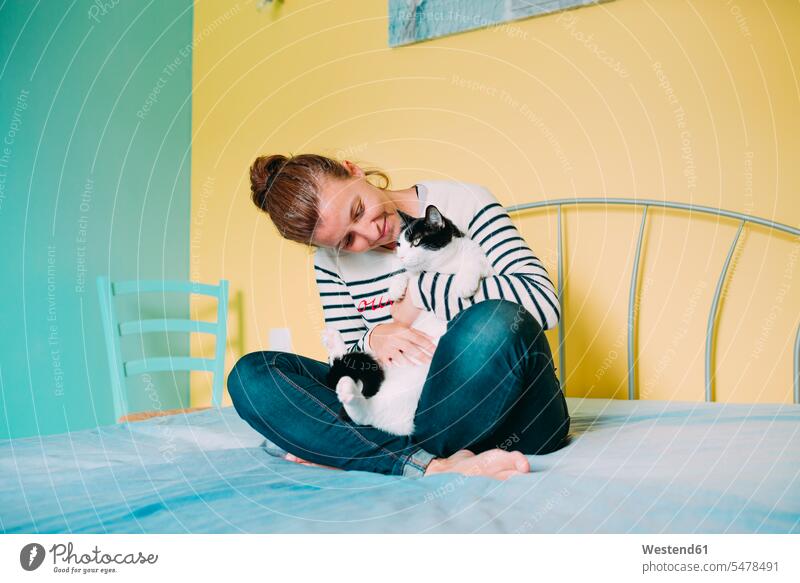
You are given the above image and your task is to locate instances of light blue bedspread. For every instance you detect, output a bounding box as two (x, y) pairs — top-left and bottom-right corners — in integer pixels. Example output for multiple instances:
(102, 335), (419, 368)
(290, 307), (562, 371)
(1, 398), (798, 533)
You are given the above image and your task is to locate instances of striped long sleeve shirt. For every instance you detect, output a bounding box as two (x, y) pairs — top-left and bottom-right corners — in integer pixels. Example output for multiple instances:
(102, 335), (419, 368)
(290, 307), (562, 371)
(313, 180), (560, 354)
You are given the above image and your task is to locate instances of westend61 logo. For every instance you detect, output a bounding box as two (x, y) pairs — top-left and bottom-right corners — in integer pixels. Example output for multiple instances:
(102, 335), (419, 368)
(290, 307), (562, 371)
(19, 542), (158, 574)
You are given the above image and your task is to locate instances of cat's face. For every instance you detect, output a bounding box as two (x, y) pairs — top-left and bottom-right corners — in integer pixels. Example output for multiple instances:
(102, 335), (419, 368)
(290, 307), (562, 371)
(394, 205), (464, 269)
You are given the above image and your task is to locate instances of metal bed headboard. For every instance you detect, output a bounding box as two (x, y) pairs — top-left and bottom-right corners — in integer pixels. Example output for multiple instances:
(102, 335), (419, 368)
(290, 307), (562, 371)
(505, 198), (800, 404)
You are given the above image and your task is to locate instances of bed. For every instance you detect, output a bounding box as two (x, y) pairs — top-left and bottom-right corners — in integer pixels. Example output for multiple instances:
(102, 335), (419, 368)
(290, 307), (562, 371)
(1, 398), (798, 533)
(2, 198), (798, 533)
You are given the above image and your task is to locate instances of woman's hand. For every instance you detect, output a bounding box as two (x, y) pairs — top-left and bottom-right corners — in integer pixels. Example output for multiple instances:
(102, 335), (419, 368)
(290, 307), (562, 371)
(369, 321), (436, 367)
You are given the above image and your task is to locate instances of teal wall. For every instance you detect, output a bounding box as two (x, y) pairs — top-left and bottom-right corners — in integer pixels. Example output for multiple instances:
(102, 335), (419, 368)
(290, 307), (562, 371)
(0, 1), (194, 439)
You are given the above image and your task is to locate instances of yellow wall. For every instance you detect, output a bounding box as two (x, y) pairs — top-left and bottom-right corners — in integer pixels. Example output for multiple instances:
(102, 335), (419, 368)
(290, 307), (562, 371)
(190, 0), (800, 406)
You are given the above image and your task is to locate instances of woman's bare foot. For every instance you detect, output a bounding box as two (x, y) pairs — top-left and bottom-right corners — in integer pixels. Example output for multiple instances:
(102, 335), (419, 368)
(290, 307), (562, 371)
(284, 452), (342, 470)
(423, 448), (530, 480)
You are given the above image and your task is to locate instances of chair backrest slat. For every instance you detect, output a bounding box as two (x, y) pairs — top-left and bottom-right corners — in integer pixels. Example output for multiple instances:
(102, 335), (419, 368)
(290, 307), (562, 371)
(124, 357), (216, 377)
(118, 319), (217, 336)
(112, 280), (222, 298)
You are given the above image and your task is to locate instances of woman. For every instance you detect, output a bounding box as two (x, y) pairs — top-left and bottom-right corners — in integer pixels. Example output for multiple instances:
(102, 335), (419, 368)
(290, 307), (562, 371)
(227, 153), (570, 480)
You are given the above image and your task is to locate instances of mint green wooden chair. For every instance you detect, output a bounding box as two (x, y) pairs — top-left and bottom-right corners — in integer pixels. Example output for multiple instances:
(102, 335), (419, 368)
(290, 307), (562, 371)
(96, 277), (229, 421)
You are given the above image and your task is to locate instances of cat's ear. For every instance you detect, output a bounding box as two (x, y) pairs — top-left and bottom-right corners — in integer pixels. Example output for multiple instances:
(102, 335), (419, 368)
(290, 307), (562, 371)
(396, 209), (415, 227)
(424, 205), (445, 229)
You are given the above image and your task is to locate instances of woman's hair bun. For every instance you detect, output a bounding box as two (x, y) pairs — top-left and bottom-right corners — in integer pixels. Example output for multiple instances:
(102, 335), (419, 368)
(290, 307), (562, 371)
(250, 154), (288, 213)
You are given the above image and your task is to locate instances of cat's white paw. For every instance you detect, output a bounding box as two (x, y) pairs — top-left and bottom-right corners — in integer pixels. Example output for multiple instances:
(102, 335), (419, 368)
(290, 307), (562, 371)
(453, 271), (482, 298)
(335, 376), (360, 405)
(387, 273), (409, 301)
(321, 327), (347, 359)
(342, 400), (369, 426)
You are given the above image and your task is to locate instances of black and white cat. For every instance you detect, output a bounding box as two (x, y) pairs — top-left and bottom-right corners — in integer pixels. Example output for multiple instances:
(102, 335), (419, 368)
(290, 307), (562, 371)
(321, 204), (494, 436)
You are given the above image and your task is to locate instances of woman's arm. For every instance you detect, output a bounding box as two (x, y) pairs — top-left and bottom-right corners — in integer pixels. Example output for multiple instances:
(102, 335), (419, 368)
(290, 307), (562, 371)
(313, 255), (371, 353)
(314, 252), (435, 362)
(407, 184), (560, 330)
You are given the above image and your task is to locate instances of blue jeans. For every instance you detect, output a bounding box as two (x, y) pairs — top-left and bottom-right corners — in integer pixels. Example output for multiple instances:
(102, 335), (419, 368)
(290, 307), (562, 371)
(227, 299), (570, 477)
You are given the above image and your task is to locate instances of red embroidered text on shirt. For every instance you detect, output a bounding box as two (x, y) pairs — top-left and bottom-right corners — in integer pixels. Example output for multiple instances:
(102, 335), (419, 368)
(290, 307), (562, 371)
(357, 295), (394, 312)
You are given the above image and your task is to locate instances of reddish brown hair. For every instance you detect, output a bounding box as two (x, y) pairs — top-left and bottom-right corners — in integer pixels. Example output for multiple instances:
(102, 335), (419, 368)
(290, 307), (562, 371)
(249, 153), (390, 248)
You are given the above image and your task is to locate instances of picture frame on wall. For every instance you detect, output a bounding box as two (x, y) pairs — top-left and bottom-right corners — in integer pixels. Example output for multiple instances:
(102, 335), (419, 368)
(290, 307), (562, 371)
(389, 0), (612, 47)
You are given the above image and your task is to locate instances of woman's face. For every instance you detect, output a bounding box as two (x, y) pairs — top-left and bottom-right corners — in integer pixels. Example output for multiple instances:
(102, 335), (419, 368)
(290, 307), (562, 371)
(312, 163), (403, 253)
